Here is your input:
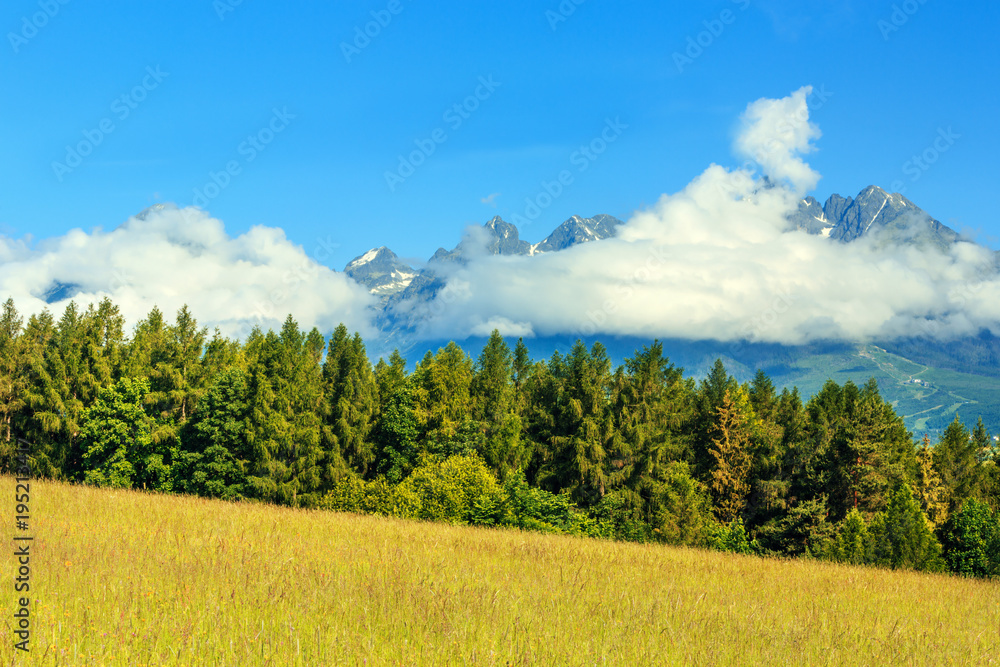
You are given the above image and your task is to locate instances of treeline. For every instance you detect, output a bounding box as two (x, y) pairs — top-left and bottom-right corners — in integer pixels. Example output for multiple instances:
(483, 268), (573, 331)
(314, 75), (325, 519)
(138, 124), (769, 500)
(1, 297), (998, 578)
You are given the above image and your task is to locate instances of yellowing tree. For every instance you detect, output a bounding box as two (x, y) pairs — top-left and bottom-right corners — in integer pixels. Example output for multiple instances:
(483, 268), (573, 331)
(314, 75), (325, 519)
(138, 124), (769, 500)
(709, 387), (755, 523)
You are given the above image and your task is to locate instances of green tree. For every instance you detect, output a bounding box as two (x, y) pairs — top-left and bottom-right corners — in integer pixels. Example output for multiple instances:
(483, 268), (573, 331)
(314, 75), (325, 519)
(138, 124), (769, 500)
(374, 349), (407, 401)
(972, 417), (993, 464)
(610, 341), (692, 489)
(79, 377), (172, 490)
(940, 498), (1000, 578)
(123, 305), (208, 448)
(173, 367), (250, 500)
(392, 453), (503, 524)
(512, 338), (531, 392)
(868, 484), (945, 572)
(744, 369), (790, 534)
(827, 508), (871, 565)
(471, 330), (525, 480)
(322, 325), (378, 480)
(707, 387), (755, 523)
(821, 379), (914, 521)
(692, 359), (738, 477)
(535, 341), (615, 506)
(10, 310), (65, 476)
(241, 318), (325, 506)
(0, 298), (26, 451)
(914, 435), (948, 528)
(371, 380), (420, 483)
(57, 300), (128, 477)
(411, 341), (475, 442)
(934, 415), (979, 514)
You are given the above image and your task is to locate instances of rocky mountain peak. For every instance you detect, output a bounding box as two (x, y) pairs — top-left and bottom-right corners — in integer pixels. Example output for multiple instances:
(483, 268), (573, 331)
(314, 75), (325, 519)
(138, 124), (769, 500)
(787, 185), (958, 249)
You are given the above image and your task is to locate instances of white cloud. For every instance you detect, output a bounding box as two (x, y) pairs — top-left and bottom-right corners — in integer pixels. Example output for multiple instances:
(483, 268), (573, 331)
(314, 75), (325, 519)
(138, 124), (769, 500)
(5, 89), (998, 351)
(399, 89), (1000, 345)
(0, 206), (377, 340)
(733, 85), (822, 194)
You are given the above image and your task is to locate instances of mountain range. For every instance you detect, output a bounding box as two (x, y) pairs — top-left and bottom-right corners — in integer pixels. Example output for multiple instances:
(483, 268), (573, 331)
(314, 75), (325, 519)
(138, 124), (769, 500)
(340, 185), (1000, 439)
(344, 213), (627, 301)
(345, 184), (968, 305)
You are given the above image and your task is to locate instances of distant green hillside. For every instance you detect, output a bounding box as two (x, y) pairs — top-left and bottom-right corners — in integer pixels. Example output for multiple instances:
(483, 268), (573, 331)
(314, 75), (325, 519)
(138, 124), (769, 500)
(759, 344), (1000, 439)
(412, 336), (1000, 441)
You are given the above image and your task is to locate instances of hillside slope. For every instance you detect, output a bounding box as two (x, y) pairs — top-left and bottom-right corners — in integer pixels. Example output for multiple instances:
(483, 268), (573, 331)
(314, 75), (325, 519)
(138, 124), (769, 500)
(5, 479), (997, 665)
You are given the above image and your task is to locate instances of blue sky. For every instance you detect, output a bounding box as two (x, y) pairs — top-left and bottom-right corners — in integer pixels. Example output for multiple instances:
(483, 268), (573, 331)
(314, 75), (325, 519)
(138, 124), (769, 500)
(3, 0), (998, 269)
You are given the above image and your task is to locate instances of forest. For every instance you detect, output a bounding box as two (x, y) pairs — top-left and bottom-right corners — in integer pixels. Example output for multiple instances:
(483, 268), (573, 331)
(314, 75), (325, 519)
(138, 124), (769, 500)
(0, 297), (997, 578)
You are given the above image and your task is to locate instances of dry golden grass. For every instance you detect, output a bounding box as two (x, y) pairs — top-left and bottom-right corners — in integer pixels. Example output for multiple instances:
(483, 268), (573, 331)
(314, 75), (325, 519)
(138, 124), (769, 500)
(1, 476), (998, 666)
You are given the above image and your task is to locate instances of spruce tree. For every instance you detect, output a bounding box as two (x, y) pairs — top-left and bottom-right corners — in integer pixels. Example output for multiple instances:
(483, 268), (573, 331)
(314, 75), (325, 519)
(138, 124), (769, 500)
(707, 387), (755, 523)
(173, 367), (250, 500)
(915, 435), (948, 528)
(972, 417), (993, 464)
(828, 508), (870, 565)
(934, 415), (979, 514)
(471, 330), (524, 480)
(322, 325), (378, 481)
(869, 484), (945, 572)
(0, 298), (25, 449)
(533, 341), (614, 506)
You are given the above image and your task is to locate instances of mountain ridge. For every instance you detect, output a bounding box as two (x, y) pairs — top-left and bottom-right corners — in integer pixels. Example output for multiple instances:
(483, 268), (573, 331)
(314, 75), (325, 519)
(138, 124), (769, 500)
(343, 185), (965, 303)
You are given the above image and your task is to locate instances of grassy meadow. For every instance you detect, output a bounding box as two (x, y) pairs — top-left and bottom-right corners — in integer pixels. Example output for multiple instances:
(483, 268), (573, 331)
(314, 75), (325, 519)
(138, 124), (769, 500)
(2, 477), (998, 666)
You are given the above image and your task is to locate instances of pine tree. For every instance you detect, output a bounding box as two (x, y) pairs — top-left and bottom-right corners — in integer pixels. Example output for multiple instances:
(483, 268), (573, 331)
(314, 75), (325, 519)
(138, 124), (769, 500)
(241, 318), (325, 506)
(868, 484), (945, 572)
(828, 508), (870, 565)
(607, 341), (693, 528)
(827, 378), (913, 520)
(47, 300), (126, 478)
(915, 435), (948, 528)
(411, 341), (474, 442)
(124, 306), (208, 447)
(374, 349), (407, 402)
(693, 359), (738, 478)
(0, 298), (26, 450)
(743, 369), (788, 532)
(972, 417), (992, 464)
(707, 387), (755, 523)
(371, 380), (419, 483)
(933, 415), (979, 514)
(322, 325), (378, 480)
(471, 330), (524, 480)
(13, 310), (66, 476)
(512, 338), (531, 392)
(173, 367), (250, 500)
(535, 341), (614, 506)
